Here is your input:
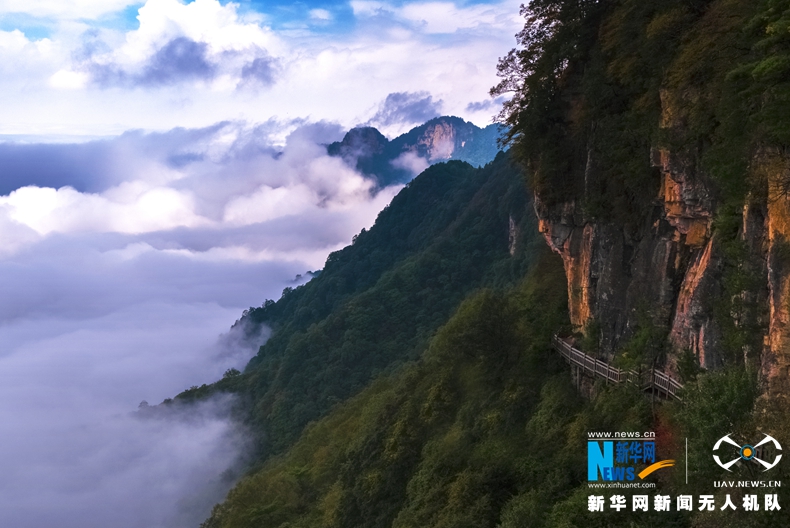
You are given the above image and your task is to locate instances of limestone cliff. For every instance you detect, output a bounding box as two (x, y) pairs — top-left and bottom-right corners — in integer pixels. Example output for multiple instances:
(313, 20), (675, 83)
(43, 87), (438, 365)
(763, 151), (790, 397)
(535, 98), (790, 395)
(491, 0), (790, 403)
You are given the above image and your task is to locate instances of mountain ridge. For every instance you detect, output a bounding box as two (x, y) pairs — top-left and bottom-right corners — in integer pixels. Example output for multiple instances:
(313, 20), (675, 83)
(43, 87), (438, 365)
(172, 151), (540, 456)
(327, 116), (504, 187)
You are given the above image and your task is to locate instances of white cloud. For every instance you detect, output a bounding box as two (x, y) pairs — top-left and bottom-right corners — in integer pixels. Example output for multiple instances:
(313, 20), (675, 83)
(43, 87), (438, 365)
(0, 121), (396, 243)
(352, 1), (521, 34)
(0, 28), (32, 51)
(49, 68), (89, 88)
(350, 1), (389, 17)
(0, 0), (522, 136)
(0, 0), (524, 523)
(0, 29), (57, 80)
(309, 8), (333, 21)
(0, 305), (250, 528)
(0, 184), (207, 235)
(67, 0), (283, 89)
(0, 212), (39, 256)
(391, 150), (429, 176)
(0, 119), (405, 526)
(132, 0), (278, 55)
(398, 1), (520, 34)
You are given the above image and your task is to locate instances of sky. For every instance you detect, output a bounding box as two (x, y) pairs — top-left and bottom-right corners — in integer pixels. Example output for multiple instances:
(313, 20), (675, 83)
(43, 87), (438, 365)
(0, 1), (522, 526)
(0, 0), (520, 138)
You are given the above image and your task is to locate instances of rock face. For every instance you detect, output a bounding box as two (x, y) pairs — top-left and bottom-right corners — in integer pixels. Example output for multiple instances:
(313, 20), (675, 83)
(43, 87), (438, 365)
(763, 151), (790, 396)
(536, 193), (703, 369)
(653, 148), (713, 248)
(535, 97), (790, 394)
(328, 127), (388, 165)
(327, 116), (504, 188)
(407, 119), (457, 162)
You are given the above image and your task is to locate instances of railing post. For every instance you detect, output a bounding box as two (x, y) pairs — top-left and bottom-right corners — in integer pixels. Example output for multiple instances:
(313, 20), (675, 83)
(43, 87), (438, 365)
(550, 334), (682, 401)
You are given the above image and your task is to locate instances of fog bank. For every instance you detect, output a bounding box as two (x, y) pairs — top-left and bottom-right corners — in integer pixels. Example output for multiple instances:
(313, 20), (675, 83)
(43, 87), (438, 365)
(0, 121), (399, 527)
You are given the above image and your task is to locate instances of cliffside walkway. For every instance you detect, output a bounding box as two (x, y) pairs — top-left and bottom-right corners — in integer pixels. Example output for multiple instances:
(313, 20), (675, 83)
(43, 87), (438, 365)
(551, 335), (684, 401)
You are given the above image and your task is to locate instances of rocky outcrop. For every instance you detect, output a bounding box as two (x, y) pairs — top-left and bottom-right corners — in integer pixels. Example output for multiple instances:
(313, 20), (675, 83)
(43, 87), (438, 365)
(508, 215), (518, 256)
(327, 116), (503, 187)
(536, 191), (705, 366)
(763, 151), (790, 396)
(410, 120), (457, 162)
(327, 127), (387, 166)
(389, 116), (502, 168)
(533, 103), (724, 375)
(535, 101), (790, 394)
(668, 235), (720, 372)
(652, 147), (713, 247)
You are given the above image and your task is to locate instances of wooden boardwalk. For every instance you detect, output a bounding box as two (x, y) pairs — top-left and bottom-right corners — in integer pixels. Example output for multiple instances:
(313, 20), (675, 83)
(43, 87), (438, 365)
(551, 335), (683, 400)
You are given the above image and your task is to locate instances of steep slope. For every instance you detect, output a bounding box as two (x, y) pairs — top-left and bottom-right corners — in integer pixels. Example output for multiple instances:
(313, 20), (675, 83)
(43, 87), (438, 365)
(174, 152), (542, 456)
(495, 0), (790, 397)
(200, 250), (586, 528)
(206, 250), (766, 528)
(327, 116), (504, 187)
(491, 2), (790, 523)
(179, 4), (790, 526)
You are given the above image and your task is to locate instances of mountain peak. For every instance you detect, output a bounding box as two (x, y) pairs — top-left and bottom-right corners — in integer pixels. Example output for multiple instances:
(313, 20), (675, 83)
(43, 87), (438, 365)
(328, 116), (505, 187)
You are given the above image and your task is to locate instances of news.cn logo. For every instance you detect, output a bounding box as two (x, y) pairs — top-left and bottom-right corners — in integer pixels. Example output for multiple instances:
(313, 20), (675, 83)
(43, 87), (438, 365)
(587, 432), (675, 482)
(713, 434), (783, 472)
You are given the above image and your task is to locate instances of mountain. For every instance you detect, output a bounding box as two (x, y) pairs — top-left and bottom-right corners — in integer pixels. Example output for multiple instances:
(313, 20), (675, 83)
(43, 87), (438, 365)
(493, 0), (790, 521)
(185, 151), (594, 528)
(327, 116), (504, 187)
(498, 0), (789, 395)
(194, 150), (615, 528)
(174, 150), (544, 453)
(201, 249), (580, 528)
(196, 149), (681, 528)
(176, 2), (790, 526)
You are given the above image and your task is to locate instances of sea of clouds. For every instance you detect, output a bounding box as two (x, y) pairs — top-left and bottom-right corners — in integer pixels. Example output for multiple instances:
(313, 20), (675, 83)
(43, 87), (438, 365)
(0, 121), (400, 527)
(0, 0), (524, 524)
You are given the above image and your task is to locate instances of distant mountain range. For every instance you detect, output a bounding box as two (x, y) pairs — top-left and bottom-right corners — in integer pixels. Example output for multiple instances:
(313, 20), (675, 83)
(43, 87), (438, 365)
(327, 116), (505, 187)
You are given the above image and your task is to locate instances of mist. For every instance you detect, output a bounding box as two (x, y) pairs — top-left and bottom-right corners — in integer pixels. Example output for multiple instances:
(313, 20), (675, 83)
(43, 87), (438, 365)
(0, 121), (401, 527)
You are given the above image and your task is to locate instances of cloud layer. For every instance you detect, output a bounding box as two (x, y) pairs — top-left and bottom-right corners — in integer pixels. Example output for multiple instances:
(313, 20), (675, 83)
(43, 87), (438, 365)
(0, 121), (394, 243)
(0, 120), (400, 527)
(0, 0), (523, 524)
(0, 0), (521, 136)
(368, 91), (442, 127)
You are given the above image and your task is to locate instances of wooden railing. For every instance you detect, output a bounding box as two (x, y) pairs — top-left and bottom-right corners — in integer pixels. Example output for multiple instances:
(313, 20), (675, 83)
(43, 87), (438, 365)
(551, 335), (683, 400)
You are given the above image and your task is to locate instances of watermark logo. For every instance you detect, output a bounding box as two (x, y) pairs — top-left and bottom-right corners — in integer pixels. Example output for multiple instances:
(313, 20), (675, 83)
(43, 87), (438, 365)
(587, 432), (675, 482)
(713, 434), (783, 472)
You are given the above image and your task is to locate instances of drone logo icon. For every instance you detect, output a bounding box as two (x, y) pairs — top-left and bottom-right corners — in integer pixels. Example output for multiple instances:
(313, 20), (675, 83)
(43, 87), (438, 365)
(713, 434), (782, 472)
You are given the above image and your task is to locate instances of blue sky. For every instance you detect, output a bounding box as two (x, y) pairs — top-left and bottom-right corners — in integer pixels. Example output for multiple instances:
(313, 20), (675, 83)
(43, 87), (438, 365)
(0, 0), (521, 138)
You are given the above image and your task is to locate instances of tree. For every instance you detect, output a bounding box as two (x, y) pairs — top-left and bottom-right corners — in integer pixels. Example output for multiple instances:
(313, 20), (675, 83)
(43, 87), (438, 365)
(490, 0), (604, 203)
(223, 368), (241, 379)
(491, 0), (603, 135)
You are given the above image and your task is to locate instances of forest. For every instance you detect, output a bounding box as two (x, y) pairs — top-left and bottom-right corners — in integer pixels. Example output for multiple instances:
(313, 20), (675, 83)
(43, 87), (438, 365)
(170, 1), (790, 526)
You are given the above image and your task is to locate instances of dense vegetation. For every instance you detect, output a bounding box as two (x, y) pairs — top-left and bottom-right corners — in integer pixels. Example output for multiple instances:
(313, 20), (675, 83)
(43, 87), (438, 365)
(487, 1), (790, 526)
(201, 252), (582, 528)
(493, 0), (790, 225)
(176, 1), (790, 525)
(175, 152), (543, 456)
(490, 0), (790, 374)
(202, 247), (785, 527)
(191, 153), (784, 528)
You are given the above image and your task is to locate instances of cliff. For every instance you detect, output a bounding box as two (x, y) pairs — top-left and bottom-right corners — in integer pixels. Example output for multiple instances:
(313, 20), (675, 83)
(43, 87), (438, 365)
(497, 0), (790, 400)
(535, 135), (734, 375)
(191, 4), (790, 526)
